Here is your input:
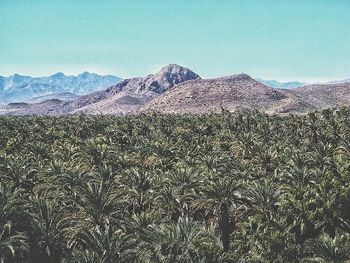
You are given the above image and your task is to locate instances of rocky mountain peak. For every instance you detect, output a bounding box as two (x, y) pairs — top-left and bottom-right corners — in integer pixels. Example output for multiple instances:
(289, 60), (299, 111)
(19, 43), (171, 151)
(51, 72), (66, 78)
(78, 71), (97, 79)
(108, 64), (200, 95)
(143, 64), (200, 94)
(220, 73), (255, 82)
(10, 74), (31, 83)
(155, 64), (200, 81)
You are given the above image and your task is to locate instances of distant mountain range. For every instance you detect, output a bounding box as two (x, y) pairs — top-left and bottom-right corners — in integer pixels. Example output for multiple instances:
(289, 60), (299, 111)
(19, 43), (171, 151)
(325, 78), (350, 85)
(255, 78), (306, 89)
(1, 65), (350, 116)
(256, 77), (350, 89)
(28, 92), (80, 104)
(0, 72), (122, 105)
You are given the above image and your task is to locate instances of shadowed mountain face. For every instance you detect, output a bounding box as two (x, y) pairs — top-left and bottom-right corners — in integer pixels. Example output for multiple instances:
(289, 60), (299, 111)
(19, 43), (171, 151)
(1, 64), (350, 116)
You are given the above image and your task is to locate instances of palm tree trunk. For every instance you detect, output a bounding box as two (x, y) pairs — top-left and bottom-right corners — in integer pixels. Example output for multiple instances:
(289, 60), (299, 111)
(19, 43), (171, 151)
(220, 202), (230, 252)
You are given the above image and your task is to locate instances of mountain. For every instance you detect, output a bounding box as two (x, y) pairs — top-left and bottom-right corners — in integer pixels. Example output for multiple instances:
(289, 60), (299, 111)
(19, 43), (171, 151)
(256, 77), (350, 88)
(0, 64), (200, 116)
(0, 99), (67, 116)
(255, 78), (306, 89)
(62, 64), (200, 115)
(325, 78), (350, 84)
(29, 92), (80, 104)
(141, 74), (311, 114)
(0, 72), (122, 105)
(1, 65), (350, 116)
(289, 83), (350, 110)
(141, 76), (350, 115)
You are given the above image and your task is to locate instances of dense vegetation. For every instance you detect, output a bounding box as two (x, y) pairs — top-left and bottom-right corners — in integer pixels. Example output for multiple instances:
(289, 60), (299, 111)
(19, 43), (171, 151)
(1, 108), (350, 262)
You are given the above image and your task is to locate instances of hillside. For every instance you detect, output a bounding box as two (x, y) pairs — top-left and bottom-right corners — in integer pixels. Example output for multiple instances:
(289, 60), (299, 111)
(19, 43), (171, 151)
(141, 73), (312, 114)
(291, 83), (350, 110)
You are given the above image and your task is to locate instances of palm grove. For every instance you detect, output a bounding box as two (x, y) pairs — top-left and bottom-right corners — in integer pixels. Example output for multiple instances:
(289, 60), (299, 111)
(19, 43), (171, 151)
(1, 108), (350, 262)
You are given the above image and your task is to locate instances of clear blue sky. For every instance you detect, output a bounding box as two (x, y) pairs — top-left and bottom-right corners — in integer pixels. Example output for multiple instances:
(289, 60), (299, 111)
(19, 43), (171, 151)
(1, 0), (349, 81)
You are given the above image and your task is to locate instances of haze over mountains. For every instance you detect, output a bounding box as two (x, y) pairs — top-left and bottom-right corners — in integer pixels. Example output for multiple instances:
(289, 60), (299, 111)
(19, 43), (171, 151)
(1, 64), (350, 116)
(325, 78), (350, 85)
(255, 78), (306, 89)
(0, 72), (121, 105)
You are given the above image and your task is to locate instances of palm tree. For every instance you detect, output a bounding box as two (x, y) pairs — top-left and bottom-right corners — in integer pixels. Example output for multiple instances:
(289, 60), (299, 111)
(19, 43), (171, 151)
(245, 179), (280, 224)
(154, 166), (201, 220)
(0, 183), (29, 227)
(139, 217), (222, 263)
(0, 222), (28, 263)
(233, 217), (301, 263)
(154, 185), (183, 221)
(196, 176), (243, 251)
(64, 249), (101, 263)
(75, 179), (123, 229)
(29, 193), (71, 263)
(302, 234), (350, 263)
(0, 155), (36, 192)
(70, 225), (134, 263)
(119, 168), (152, 214)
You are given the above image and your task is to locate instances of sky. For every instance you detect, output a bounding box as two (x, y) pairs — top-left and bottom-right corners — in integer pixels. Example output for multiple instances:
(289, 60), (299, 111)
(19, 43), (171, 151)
(0, 0), (349, 82)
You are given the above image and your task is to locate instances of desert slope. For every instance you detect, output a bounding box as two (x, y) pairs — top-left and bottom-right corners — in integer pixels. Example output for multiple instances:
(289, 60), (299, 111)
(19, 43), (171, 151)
(140, 73), (312, 114)
(290, 83), (350, 110)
